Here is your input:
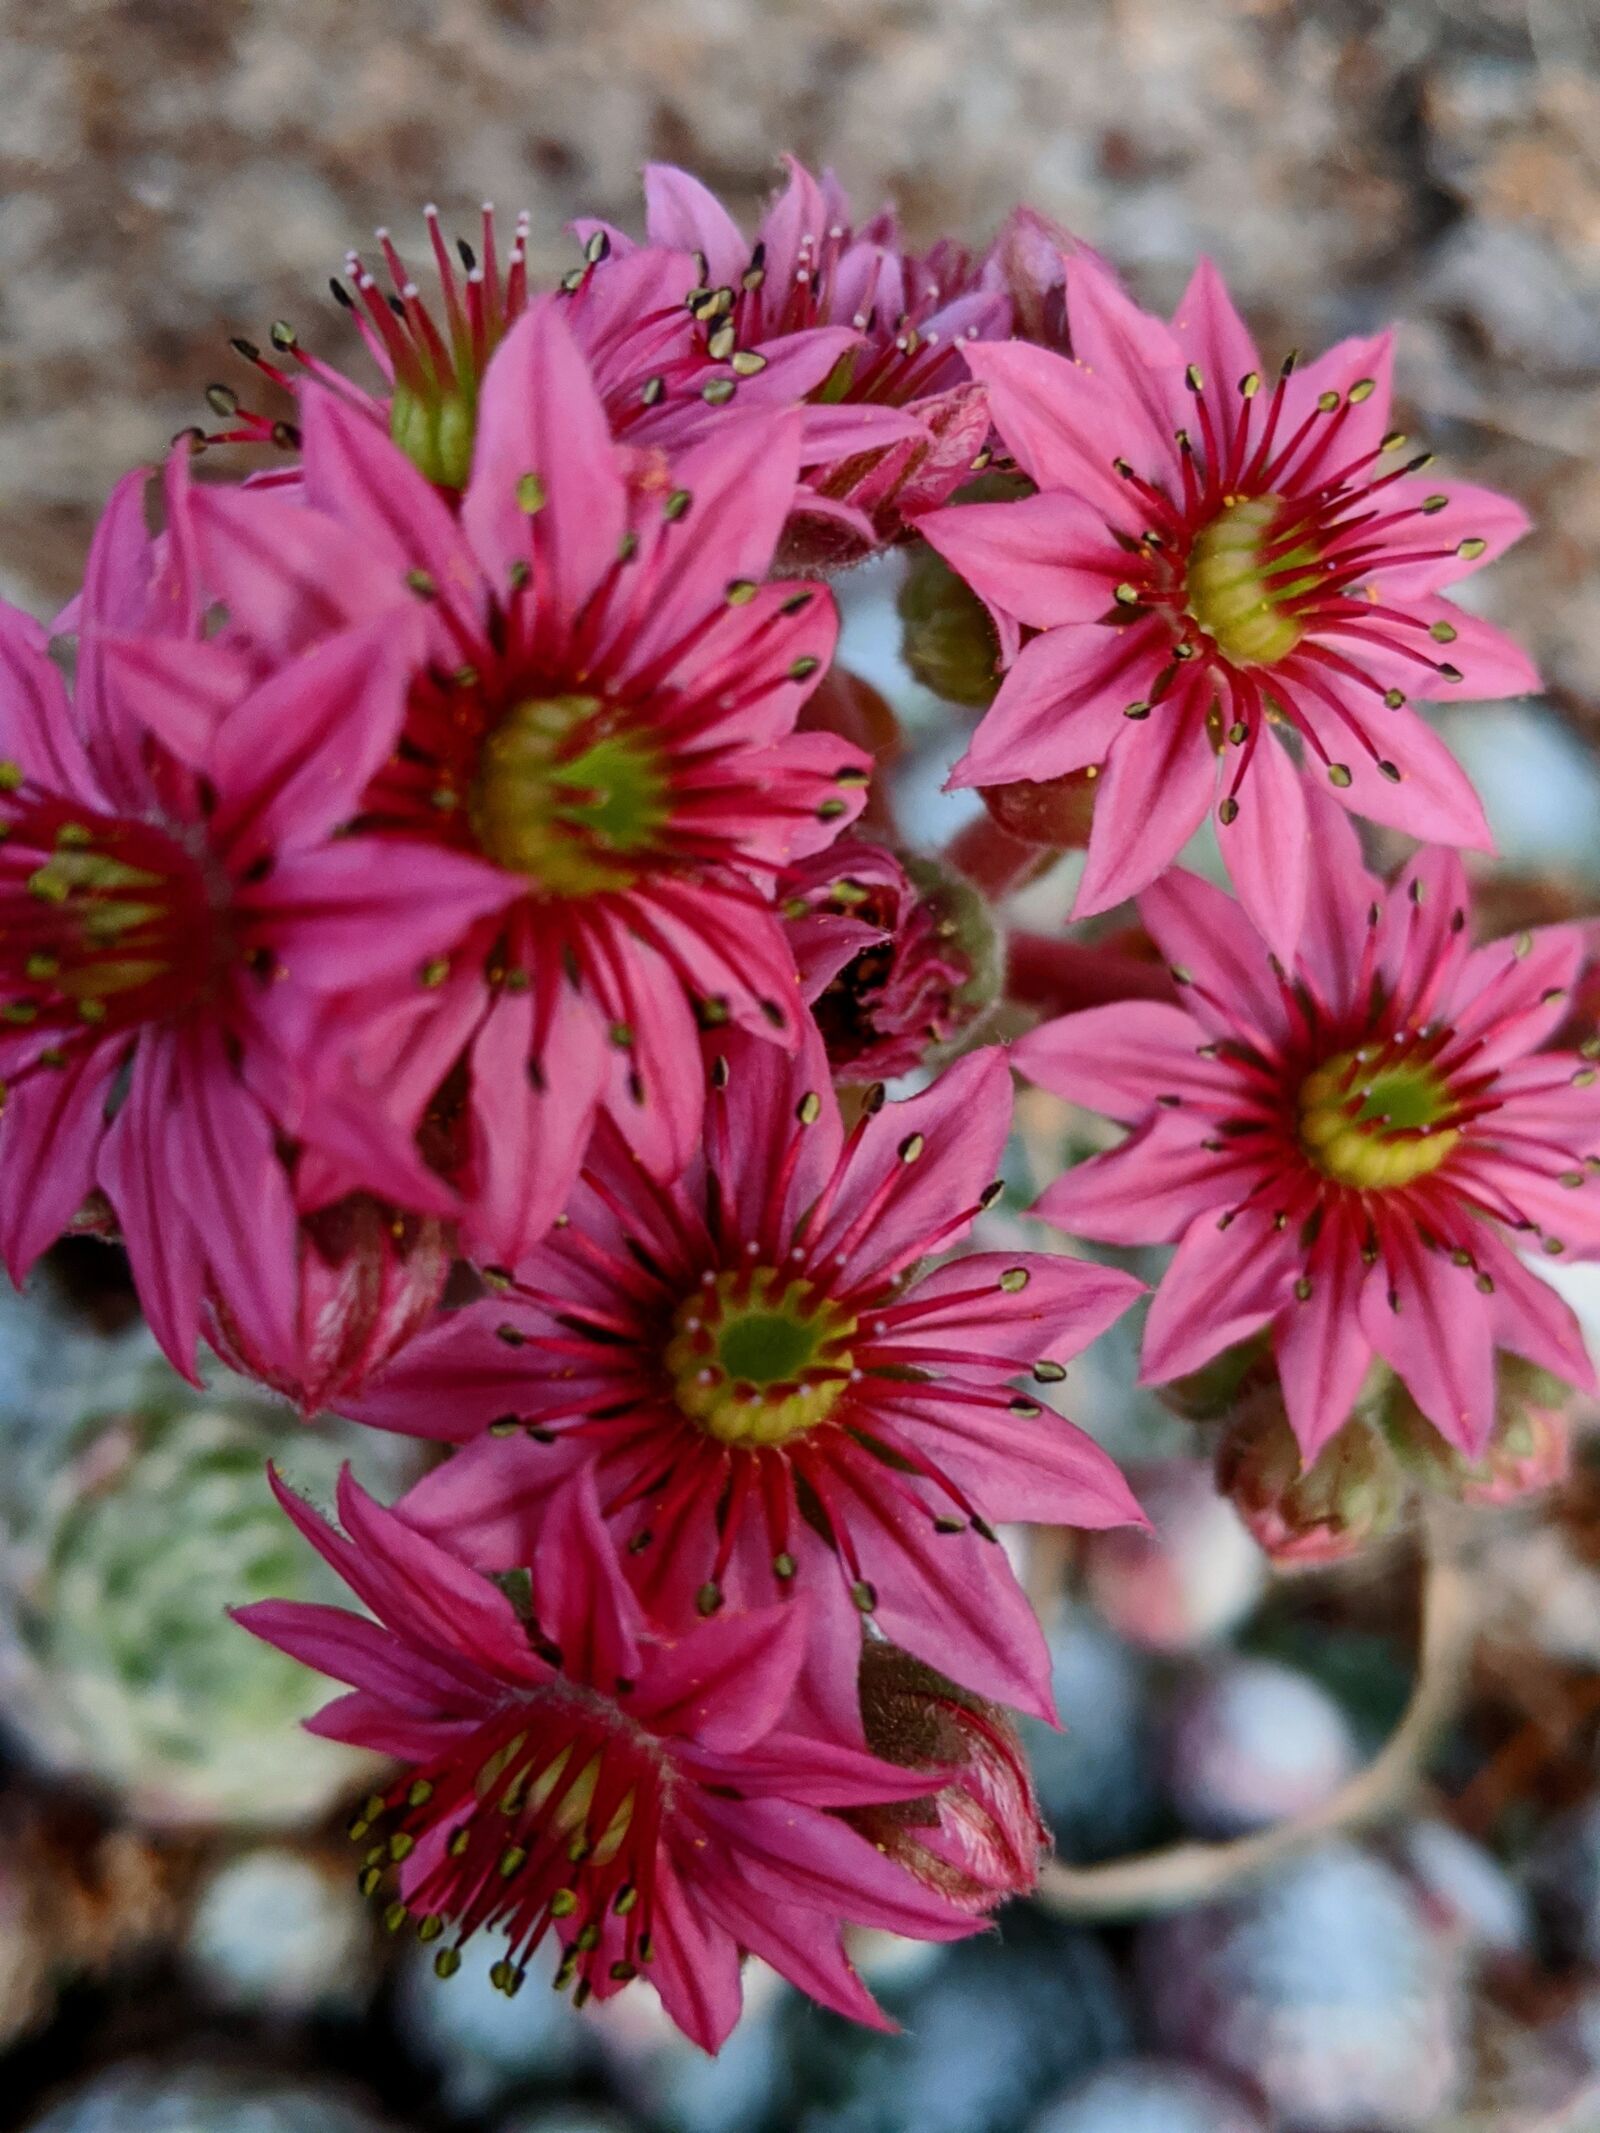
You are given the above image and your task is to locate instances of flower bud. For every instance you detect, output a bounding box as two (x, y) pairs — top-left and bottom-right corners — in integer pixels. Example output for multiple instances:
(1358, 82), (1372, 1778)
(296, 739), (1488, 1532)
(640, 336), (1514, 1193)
(898, 539), (1005, 708)
(979, 768), (1100, 852)
(842, 1641), (1047, 1912)
(784, 841), (999, 1082)
(206, 1195), (452, 1414)
(1382, 1362), (1572, 1509)
(1216, 1398), (1405, 1569)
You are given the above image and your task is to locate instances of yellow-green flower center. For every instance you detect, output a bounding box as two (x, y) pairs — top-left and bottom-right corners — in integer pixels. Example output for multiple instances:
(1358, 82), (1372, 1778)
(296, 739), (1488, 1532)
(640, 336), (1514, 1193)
(1187, 496), (1321, 668)
(391, 378), (481, 492)
(470, 694), (668, 898)
(1299, 1045), (1460, 1190)
(664, 1269), (856, 1448)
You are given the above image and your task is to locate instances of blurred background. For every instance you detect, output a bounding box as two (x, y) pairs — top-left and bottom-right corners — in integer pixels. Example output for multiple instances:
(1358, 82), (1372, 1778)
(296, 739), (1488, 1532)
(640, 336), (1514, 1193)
(6, 0), (1600, 2128)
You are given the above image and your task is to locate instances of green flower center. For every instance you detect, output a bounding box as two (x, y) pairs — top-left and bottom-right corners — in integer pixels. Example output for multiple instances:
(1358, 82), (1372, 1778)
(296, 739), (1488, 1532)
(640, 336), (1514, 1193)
(1186, 495), (1321, 668)
(664, 1269), (857, 1448)
(391, 377), (481, 492)
(1299, 1044), (1460, 1190)
(470, 694), (668, 898)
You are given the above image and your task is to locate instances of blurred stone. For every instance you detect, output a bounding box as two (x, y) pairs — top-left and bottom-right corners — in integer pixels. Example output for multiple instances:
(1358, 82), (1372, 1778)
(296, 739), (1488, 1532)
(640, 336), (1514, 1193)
(1393, 1818), (1528, 1959)
(1031, 2058), (1267, 2133)
(795, 1919), (1130, 2133)
(1083, 1459), (1266, 1654)
(592, 1961), (789, 2133)
(185, 1845), (375, 2017)
(20, 2064), (395, 2132)
(1138, 1842), (1464, 2132)
(1018, 1613), (1164, 1865)
(395, 1930), (589, 2115)
(1160, 1657), (1358, 1839)
(1528, 1798), (1600, 1968)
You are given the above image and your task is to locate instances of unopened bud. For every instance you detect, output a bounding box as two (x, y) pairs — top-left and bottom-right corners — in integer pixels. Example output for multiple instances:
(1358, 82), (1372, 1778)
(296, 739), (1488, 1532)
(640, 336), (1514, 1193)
(1382, 1362), (1572, 1509)
(844, 1642), (1046, 1912)
(979, 767), (1100, 852)
(786, 841), (1000, 1082)
(1216, 1397), (1405, 1569)
(898, 539), (1004, 708)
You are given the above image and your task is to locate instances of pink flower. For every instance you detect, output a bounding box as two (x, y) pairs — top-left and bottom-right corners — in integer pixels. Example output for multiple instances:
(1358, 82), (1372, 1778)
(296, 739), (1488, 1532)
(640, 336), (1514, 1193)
(236, 1464), (976, 2048)
(347, 1033), (1143, 1729)
(222, 169), (1001, 546)
(581, 159), (1012, 548)
(0, 461), (509, 1380)
(783, 837), (987, 1082)
(188, 302), (868, 1272)
(1016, 794), (1600, 1463)
(914, 257), (1535, 957)
(846, 1639), (1048, 1911)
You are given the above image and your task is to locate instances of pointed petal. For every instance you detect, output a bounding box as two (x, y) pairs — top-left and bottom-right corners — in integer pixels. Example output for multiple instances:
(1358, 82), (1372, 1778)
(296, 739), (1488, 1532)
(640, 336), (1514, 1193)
(1035, 1116), (1262, 1249)
(1139, 1204), (1292, 1384)
(1171, 257), (1262, 465)
(949, 620), (1167, 790)
(187, 482), (412, 658)
(298, 386), (481, 602)
(962, 338), (1140, 523)
(0, 1044), (118, 1282)
(1218, 726), (1310, 965)
(0, 602), (104, 802)
(93, 635), (253, 772)
(913, 492), (1122, 632)
(97, 1031), (206, 1380)
(1371, 478), (1530, 599)
(643, 163), (749, 285)
(1139, 866), (1292, 1045)
(461, 298), (627, 628)
(806, 1048), (1011, 1289)
(886, 1251), (1144, 1366)
(1273, 1209), (1375, 1460)
(241, 836), (515, 987)
(1361, 1232), (1496, 1458)
(1071, 682), (1218, 919)
(207, 609), (425, 868)
(1012, 999), (1224, 1122)
(528, 1468), (645, 1687)
(630, 1600), (808, 1753)
(459, 977), (607, 1269)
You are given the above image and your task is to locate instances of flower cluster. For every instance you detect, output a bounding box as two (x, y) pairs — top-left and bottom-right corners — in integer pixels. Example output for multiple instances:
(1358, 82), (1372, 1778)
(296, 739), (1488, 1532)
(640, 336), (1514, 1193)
(3, 156), (1588, 2050)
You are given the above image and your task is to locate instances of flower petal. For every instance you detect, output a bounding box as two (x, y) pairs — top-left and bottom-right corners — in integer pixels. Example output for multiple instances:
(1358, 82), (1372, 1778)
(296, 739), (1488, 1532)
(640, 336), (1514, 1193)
(913, 492), (1122, 633)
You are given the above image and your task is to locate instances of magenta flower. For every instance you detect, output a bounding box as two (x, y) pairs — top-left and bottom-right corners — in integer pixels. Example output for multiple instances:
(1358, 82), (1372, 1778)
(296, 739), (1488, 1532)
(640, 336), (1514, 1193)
(914, 257), (1535, 955)
(188, 302), (867, 1271)
(237, 1464), (976, 2048)
(1016, 795), (1600, 1461)
(0, 462), (510, 1379)
(346, 1033), (1142, 1728)
(576, 158), (1011, 542)
(783, 837), (984, 1082)
(222, 169), (996, 541)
